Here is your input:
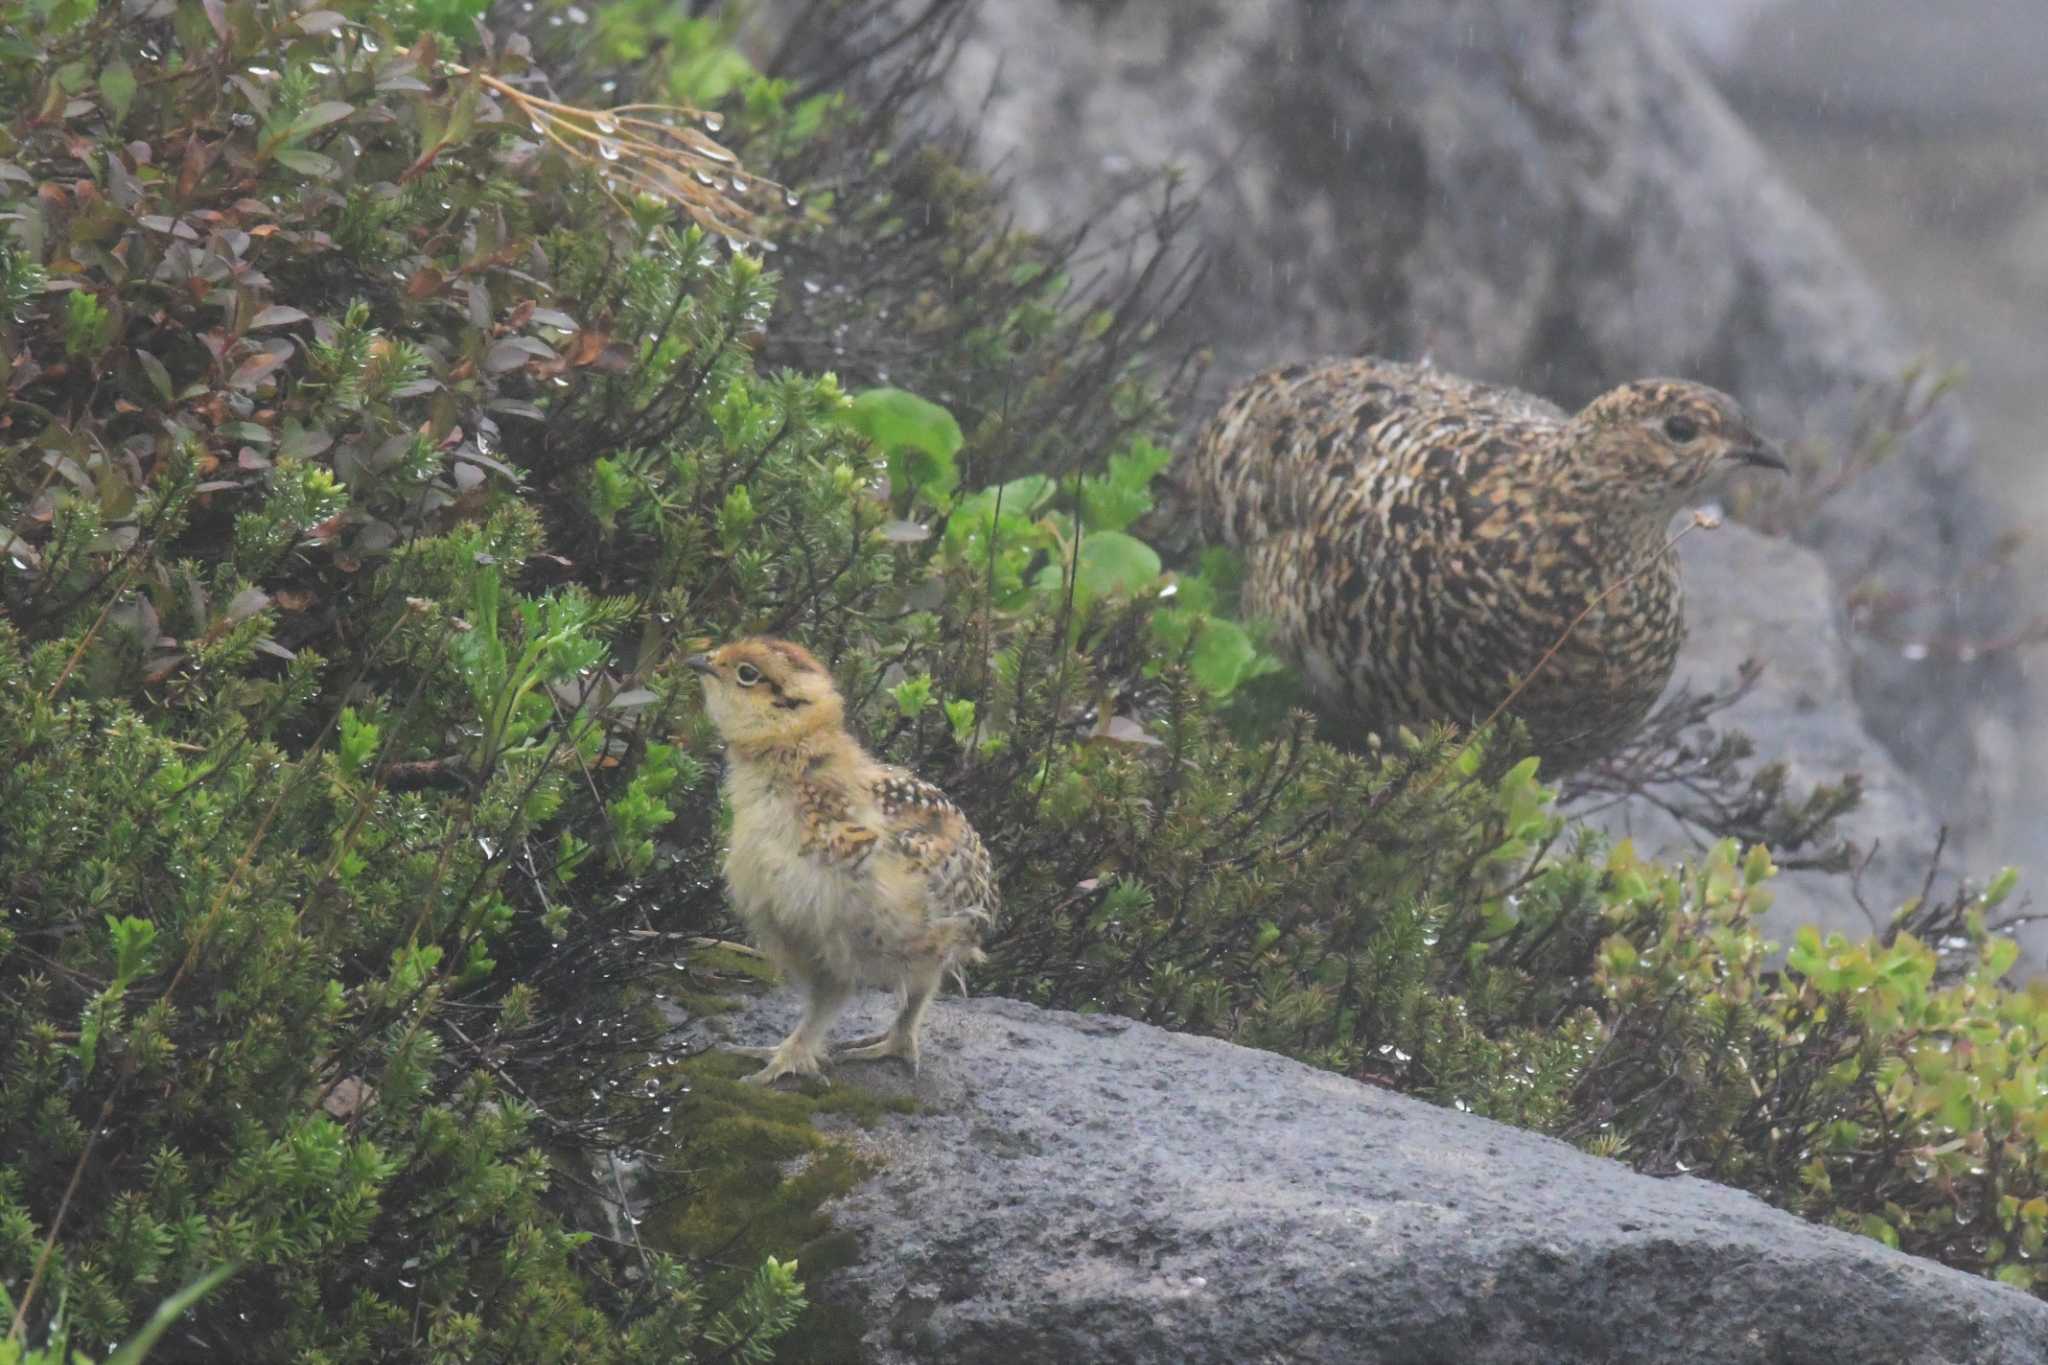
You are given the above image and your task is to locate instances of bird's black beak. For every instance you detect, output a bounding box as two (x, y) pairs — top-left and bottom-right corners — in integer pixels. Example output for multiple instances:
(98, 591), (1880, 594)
(1729, 440), (1789, 473)
(684, 653), (715, 676)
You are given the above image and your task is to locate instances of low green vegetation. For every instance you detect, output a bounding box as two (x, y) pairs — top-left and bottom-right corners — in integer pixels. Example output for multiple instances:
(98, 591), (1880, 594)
(0, 0), (2041, 1359)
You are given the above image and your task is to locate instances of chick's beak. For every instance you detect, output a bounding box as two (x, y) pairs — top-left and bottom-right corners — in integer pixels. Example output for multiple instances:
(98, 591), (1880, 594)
(684, 653), (716, 676)
(1729, 438), (1788, 473)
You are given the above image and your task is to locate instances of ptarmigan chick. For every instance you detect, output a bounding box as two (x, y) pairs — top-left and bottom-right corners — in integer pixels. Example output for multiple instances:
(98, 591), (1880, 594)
(1187, 358), (1786, 771)
(687, 638), (997, 1084)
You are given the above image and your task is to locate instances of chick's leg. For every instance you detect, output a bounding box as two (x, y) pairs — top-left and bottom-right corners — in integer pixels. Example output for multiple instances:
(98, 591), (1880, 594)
(740, 978), (851, 1085)
(831, 984), (909, 1054)
(834, 966), (940, 1073)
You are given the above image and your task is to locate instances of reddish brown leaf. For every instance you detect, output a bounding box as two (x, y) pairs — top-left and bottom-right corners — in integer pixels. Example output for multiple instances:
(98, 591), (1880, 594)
(321, 1076), (374, 1120)
(228, 350), (288, 390)
(1095, 716), (1164, 747)
(248, 304), (308, 330)
(482, 337), (553, 373)
(176, 134), (211, 201)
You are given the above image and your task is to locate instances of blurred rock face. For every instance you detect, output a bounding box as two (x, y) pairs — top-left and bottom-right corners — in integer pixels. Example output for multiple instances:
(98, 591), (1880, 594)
(1648, 0), (2048, 124)
(1634, 0), (1780, 65)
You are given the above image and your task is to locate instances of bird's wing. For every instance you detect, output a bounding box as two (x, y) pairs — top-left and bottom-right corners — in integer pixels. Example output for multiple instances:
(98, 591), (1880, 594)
(791, 766), (882, 867)
(869, 770), (1000, 926)
(789, 766), (998, 923)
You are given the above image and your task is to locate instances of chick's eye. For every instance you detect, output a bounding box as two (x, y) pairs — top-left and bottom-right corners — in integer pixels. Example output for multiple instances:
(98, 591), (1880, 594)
(1662, 415), (1700, 444)
(734, 663), (762, 687)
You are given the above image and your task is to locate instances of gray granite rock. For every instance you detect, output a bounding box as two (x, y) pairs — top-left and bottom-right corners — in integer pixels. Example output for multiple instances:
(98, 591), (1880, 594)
(1569, 521), (1944, 943)
(700, 991), (2048, 1364)
(902, 0), (2023, 927)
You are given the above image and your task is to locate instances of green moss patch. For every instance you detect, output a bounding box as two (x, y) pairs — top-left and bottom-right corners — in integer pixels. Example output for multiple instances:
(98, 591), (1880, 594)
(636, 1044), (916, 1359)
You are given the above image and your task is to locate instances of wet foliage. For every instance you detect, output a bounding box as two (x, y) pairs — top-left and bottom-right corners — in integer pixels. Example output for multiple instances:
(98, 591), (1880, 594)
(1, 1), (2044, 1359)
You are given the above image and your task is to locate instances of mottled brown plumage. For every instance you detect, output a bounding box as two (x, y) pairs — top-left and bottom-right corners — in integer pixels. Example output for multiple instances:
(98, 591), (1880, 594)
(1187, 358), (1785, 771)
(688, 638), (997, 1083)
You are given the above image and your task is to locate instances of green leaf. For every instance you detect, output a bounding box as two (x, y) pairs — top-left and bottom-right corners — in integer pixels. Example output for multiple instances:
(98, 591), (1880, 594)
(945, 475), (1055, 562)
(1188, 618), (1257, 695)
(1981, 865), (2020, 908)
(289, 100), (355, 140)
(409, 0), (491, 40)
(135, 347), (173, 402)
(1197, 544), (1247, 596)
(719, 484), (755, 549)
(274, 148), (338, 179)
(1079, 436), (1173, 532)
(1165, 573), (1216, 615)
(666, 43), (757, 105)
(99, 58), (136, 126)
(1069, 531), (1161, 601)
(1785, 925), (1830, 988)
(988, 474), (1053, 516)
(890, 673), (933, 718)
(339, 706), (379, 773)
(844, 387), (962, 504)
(944, 698), (977, 746)
(107, 914), (158, 981)
(845, 387), (962, 458)
(1079, 476), (1148, 533)
(279, 424), (333, 459)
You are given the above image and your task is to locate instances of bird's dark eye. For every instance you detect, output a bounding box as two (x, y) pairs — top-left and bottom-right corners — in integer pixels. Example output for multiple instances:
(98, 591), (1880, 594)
(735, 663), (762, 687)
(1662, 415), (1700, 444)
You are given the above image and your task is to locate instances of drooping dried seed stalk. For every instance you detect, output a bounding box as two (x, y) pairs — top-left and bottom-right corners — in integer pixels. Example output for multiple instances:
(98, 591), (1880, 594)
(448, 62), (783, 241)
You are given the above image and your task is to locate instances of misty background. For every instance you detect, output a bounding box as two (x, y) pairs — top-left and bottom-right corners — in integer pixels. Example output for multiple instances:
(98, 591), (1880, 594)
(1644, 0), (2048, 915)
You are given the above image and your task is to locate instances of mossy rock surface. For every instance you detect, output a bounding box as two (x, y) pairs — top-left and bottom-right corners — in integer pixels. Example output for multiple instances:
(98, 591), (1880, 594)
(645, 982), (919, 1360)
